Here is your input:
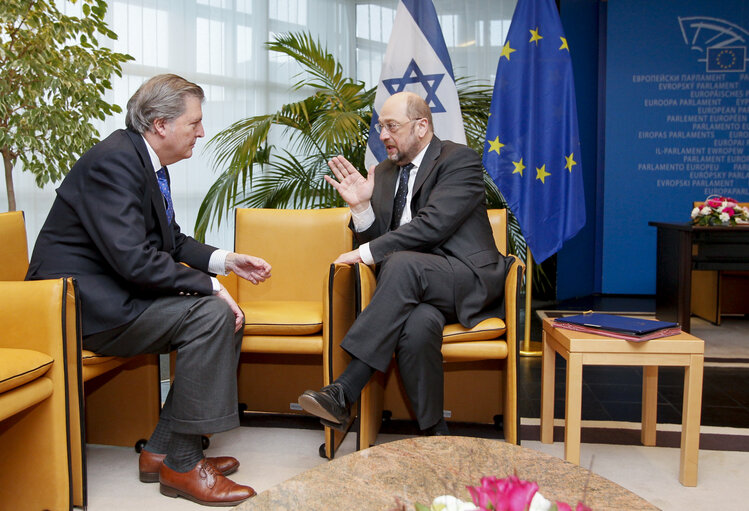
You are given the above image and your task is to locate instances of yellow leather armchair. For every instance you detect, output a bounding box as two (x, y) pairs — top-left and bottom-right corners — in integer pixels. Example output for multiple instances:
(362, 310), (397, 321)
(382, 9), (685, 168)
(0, 278), (78, 510)
(350, 209), (525, 449)
(218, 208), (355, 458)
(0, 210), (160, 507)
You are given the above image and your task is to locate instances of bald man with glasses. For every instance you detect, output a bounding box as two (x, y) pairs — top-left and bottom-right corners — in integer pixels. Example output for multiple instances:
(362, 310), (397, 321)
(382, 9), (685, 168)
(298, 91), (511, 436)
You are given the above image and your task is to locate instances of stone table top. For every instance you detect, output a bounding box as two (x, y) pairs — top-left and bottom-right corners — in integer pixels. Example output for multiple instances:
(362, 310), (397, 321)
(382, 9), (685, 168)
(235, 436), (657, 510)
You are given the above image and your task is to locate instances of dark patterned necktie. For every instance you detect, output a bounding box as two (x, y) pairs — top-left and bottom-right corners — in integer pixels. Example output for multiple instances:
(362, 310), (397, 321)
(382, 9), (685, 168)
(390, 163), (414, 230)
(156, 166), (174, 225)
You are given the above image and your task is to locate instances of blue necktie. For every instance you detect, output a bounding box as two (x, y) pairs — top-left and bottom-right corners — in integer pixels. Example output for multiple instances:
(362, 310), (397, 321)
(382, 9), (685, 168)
(390, 163), (414, 230)
(156, 166), (174, 225)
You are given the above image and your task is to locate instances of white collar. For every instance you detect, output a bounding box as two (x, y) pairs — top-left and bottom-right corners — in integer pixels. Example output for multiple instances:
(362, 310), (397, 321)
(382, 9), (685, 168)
(141, 134), (163, 173)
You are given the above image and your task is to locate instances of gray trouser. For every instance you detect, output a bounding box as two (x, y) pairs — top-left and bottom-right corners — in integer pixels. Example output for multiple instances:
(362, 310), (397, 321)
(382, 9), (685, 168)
(84, 295), (243, 435)
(341, 251), (458, 429)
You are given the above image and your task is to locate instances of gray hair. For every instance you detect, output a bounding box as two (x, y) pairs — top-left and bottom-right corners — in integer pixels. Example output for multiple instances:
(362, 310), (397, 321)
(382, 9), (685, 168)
(125, 74), (204, 134)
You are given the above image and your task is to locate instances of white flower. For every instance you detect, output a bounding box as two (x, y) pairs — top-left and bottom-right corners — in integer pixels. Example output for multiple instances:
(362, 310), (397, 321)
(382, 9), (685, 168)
(529, 491), (554, 511)
(691, 207), (700, 219)
(431, 495), (478, 511)
(701, 206), (711, 216)
(720, 212), (730, 223)
(737, 217), (749, 225)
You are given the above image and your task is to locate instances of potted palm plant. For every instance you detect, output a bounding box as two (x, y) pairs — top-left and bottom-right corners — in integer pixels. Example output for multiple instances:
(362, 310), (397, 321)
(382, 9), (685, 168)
(196, 31), (530, 265)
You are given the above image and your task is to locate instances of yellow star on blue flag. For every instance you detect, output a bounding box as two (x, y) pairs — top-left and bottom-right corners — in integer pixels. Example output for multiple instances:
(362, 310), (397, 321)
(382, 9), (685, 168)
(482, 0), (585, 263)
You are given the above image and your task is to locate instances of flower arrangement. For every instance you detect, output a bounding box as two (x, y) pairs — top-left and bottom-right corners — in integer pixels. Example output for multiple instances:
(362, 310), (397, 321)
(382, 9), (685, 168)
(691, 196), (749, 226)
(416, 475), (591, 511)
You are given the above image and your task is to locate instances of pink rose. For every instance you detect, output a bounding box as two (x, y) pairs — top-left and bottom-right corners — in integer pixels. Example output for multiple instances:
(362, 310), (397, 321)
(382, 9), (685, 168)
(467, 475), (538, 511)
(724, 207), (735, 217)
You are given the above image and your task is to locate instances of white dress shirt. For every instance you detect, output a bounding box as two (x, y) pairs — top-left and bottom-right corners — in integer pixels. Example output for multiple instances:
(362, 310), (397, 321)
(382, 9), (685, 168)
(351, 144), (430, 264)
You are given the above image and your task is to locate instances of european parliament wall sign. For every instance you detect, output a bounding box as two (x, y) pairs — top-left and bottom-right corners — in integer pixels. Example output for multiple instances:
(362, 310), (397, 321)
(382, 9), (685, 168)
(603, 0), (749, 294)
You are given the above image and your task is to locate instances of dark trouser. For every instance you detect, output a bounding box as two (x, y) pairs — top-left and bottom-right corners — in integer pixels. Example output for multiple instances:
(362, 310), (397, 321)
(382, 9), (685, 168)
(341, 251), (458, 429)
(84, 295), (243, 435)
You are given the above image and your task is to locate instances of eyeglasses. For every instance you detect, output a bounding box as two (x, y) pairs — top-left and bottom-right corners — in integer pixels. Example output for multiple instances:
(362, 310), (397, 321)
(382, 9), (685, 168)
(374, 118), (423, 134)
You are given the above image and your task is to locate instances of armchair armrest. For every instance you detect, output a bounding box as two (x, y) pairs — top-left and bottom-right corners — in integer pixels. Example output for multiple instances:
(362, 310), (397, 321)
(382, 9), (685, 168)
(323, 263), (357, 385)
(0, 278), (78, 510)
(0, 279), (77, 355)
(502, 254), (524, 445)
(503, 255), (525, 361)
(355, 263), (378, 310)
(321, 263), (358, 459)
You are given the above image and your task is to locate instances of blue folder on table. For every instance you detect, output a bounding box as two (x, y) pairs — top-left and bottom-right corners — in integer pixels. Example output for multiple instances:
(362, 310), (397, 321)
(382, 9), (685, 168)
(554, 313), (678, 336)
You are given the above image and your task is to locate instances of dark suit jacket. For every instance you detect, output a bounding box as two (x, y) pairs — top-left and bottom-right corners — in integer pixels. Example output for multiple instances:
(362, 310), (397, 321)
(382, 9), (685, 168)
(27, 129), (217, 337)
(356, 136), (511, 327)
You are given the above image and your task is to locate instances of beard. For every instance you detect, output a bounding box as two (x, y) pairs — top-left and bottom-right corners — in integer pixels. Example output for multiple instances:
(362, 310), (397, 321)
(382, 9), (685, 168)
(386, 125), (419, 165)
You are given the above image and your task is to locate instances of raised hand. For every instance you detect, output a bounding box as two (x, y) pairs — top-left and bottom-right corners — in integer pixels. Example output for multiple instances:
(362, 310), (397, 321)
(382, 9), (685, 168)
(324, 155), (376, 213)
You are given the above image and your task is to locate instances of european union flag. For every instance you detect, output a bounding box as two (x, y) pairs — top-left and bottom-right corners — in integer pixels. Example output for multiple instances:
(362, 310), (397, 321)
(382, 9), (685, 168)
(483, 0), (585, 263)
(707, 47), (746, 72)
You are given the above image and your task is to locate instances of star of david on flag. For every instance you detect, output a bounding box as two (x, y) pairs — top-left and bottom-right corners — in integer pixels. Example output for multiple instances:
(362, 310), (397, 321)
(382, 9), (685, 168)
(365, 0), (466, 169)
(483, 0), (585, 263)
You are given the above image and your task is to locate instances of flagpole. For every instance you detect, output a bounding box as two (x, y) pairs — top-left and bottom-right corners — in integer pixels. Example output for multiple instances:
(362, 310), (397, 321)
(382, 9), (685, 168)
(520, 246), (542, 357)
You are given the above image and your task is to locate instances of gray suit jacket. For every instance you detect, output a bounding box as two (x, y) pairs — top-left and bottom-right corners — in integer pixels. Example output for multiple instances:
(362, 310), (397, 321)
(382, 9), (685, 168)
(27, 129), (217, 337)
(355, 136), (511, 326)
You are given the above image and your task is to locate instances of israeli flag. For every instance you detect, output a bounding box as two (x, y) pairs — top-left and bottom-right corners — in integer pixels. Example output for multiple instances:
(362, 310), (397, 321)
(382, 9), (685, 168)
(365, 0), (466, 169)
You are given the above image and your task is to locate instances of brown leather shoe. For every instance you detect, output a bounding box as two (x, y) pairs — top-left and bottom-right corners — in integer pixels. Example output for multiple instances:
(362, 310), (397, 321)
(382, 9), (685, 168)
(139, 449), (239, 483)
(159, 458), (256, 506)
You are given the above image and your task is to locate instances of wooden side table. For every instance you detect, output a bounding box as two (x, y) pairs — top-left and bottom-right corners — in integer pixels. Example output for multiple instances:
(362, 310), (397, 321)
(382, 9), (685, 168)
(540, 317), (705, 486)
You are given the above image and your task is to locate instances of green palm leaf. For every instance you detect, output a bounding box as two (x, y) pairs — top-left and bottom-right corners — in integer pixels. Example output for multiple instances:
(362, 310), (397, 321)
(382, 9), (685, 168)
(196, 31), (540, 290)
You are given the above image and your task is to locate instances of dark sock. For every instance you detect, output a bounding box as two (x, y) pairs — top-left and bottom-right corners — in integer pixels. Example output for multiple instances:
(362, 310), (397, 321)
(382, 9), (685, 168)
(335, 358), (375, 405)
(423, 417), (450, 436)
(163, 432), (203, 473)
(144, 418), (172, 454)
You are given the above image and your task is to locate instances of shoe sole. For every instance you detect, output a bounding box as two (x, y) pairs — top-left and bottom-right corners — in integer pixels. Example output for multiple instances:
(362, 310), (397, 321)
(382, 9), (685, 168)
(298, 393), (343, 424)
(320, 415), (355, 432)
(141, 465), (238, 483)
(159, 483), (254, 506)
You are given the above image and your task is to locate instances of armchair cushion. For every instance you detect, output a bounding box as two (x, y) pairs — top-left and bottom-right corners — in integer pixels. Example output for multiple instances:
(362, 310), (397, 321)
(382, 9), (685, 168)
(0, 348), (53, 394)
(241, 300), (323, 335)
(442, 318), (506, 343)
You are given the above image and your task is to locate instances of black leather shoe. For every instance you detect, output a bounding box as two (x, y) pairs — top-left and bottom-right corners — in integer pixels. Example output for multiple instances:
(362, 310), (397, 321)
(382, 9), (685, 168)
(298, 383), (350, 424)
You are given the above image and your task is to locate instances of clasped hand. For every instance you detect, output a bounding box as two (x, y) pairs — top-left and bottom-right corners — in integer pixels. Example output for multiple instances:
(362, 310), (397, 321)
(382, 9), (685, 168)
(225, 253), (272, 284)
(217, 253), (272, 332)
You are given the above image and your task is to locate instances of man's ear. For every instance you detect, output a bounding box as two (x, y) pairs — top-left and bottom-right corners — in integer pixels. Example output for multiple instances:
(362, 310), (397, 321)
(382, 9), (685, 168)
(416, 118), (429, 138)
(152, 118), (168, 137)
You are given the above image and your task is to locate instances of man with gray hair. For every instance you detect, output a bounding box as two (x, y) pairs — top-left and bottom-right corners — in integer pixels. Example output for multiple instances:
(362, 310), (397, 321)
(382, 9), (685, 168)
(27, 74), (267, 506)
